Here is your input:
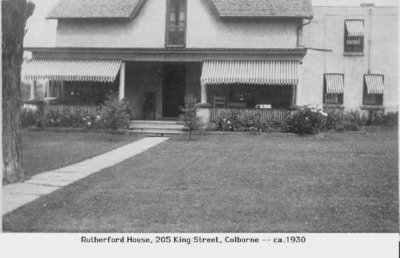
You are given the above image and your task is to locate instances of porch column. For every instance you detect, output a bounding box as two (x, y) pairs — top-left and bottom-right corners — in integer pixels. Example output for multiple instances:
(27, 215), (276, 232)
(296, 65), (302, 106)
(29, 80), (37, 100)
(119, 62), (126, 101)
(292, 84), (297, 106)
(201, 82), (207, 104)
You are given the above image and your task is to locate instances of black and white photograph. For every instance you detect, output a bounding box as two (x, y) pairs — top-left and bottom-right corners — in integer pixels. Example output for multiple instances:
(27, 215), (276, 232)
(1, 0), (399, 256)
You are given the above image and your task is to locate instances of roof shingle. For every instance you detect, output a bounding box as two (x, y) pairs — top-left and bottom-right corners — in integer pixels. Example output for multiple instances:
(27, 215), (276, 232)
(208, 0), (313, 18)
(47, 0), (147, 19)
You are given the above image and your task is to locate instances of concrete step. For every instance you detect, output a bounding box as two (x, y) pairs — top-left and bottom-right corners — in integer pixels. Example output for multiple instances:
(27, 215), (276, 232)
(130, 123), (185, 130)
(128, 120), (186, 135)
(128, 128), (185, 135)
(130, 120), (183, 125)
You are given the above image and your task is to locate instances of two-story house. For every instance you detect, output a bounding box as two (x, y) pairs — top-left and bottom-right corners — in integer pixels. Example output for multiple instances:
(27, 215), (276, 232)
(23, 0), (313, 122)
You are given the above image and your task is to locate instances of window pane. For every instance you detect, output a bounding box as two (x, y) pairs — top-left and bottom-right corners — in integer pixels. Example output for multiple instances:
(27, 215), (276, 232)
(324, 93), (343, 104)
(167, 0), (185, 46)
(364, 94), (383, 105)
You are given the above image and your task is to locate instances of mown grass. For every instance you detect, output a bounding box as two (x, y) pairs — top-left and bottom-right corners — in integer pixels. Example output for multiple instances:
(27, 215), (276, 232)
(4, 129), (398, 232)
(21, 129), (142, 177)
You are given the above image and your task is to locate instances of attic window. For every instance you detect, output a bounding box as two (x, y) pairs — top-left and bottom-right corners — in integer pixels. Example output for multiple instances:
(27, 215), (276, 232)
(166, 0), (186, 47)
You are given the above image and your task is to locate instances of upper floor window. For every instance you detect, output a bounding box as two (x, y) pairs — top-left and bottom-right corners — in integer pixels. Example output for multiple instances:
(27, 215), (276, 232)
(363, 74), (384, 105)
(166, 0), (186, 47)
(344, 20), (364, 53)
(323, 73), (344, 105)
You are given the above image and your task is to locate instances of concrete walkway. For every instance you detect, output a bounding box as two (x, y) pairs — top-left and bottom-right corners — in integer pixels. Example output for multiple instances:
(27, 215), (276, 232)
(2, 137), (169, 215)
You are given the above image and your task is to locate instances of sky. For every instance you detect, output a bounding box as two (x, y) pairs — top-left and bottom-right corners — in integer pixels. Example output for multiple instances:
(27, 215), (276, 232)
(24, 0), (399, 48)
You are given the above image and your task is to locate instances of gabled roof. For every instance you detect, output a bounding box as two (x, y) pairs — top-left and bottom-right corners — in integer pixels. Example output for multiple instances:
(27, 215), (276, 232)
(208, 0), (313, 19)
(47, 0), (147, 19)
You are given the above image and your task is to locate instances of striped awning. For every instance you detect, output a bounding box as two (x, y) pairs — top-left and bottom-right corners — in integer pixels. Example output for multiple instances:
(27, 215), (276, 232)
(22, 59), (122, 82)
(345, 20), (364, 37)
(325, 74), (344, 94)
(201, 60), (299, 85)
(365, 74), (384, 94)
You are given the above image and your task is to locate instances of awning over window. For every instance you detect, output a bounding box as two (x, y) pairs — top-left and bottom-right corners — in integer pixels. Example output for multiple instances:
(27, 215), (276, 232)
(345, 20), (364, 37)
(325, 74), (344, 94)
(22, 59), (122, 83)
(201, 60), (299, 85)
(365, 74), (384, 94)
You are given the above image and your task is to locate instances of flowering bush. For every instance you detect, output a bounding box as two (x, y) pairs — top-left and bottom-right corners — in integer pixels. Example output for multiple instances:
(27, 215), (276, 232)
(326, 109), (345, 131)
(284, 104), (327, 135)
(21, 108), (43, 128)
(211, 110), (272, 132)
(44, 110), (96, 128)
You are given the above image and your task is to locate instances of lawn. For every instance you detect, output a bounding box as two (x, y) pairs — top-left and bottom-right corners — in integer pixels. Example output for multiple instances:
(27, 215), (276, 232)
(3, 129), (398, 232)
(21, 129), (142, 177)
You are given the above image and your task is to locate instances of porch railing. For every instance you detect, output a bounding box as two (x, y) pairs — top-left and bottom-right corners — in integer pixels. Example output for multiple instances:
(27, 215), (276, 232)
(44, 104), (100, 116)
(209, 108), (290, 123)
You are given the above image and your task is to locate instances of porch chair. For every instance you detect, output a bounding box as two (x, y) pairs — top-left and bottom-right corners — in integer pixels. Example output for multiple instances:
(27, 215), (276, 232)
(213, 96), (226, 107)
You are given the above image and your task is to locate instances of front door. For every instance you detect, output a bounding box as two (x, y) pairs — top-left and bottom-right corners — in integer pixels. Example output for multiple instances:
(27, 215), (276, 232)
(162, 65), (186, 118)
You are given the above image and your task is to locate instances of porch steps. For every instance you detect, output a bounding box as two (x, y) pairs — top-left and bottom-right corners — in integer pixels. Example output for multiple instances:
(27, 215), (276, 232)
(128, 120), (186, 135)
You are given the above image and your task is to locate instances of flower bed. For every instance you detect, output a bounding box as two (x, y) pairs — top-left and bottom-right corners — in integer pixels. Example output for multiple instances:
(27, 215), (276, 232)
(21, 92), (131, 130)
(207, 104), (397, 135)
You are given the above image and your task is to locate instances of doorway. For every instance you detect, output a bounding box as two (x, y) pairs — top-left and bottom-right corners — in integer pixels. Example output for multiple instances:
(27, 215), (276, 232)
(162, 64), (186, 118)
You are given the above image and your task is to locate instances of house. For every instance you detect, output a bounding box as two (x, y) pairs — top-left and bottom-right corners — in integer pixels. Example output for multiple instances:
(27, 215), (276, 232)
(22, 0), (398, 126)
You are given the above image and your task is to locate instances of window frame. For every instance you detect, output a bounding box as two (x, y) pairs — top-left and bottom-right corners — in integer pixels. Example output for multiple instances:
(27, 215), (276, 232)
(363, 74), (384, 106)
(165, 0), (187, 48)
(323, 73), (344, 105)
(344, 19), (364, 54)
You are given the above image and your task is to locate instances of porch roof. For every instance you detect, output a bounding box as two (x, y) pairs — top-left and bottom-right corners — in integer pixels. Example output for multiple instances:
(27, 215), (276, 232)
(365, 74), (384, 94)
(345, 20), (364, 37)
(22, 59), (122, 83)
(201, 60), (299, 85)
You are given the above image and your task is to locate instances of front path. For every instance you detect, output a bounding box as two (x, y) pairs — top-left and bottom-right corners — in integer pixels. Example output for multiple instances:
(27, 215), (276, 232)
(3, 137), (169, 215)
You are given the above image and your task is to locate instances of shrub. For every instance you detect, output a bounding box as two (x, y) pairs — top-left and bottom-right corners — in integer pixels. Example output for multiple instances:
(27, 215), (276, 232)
(98, 92), (131, 130)
(206, 121), (219, 131)
(365, 110), (398, 127)
(342, 110), (366, 131)
(284, 104), (327, 135)
(213, 110), (241, 131)
(382, 112), (398, 127)
(44, 110), (91, 128)
(180, 94), (202, 140)
(325, 109), (366, 131)
(239, 112), (272, 133)
(211, 110), (272, 133)
(21, 108), (43, 128)
(326, 109), (345, 131)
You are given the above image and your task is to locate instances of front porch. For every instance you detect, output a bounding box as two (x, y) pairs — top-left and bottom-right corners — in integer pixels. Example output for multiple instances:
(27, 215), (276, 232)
(23, 58), (301, 125)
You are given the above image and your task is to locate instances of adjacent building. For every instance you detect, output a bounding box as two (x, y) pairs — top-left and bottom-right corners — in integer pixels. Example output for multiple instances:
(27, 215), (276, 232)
(302, 4), (398, 113)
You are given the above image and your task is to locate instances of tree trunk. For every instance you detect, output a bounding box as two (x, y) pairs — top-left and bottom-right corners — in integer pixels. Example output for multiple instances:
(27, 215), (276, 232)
(2, 0), (34, 184)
